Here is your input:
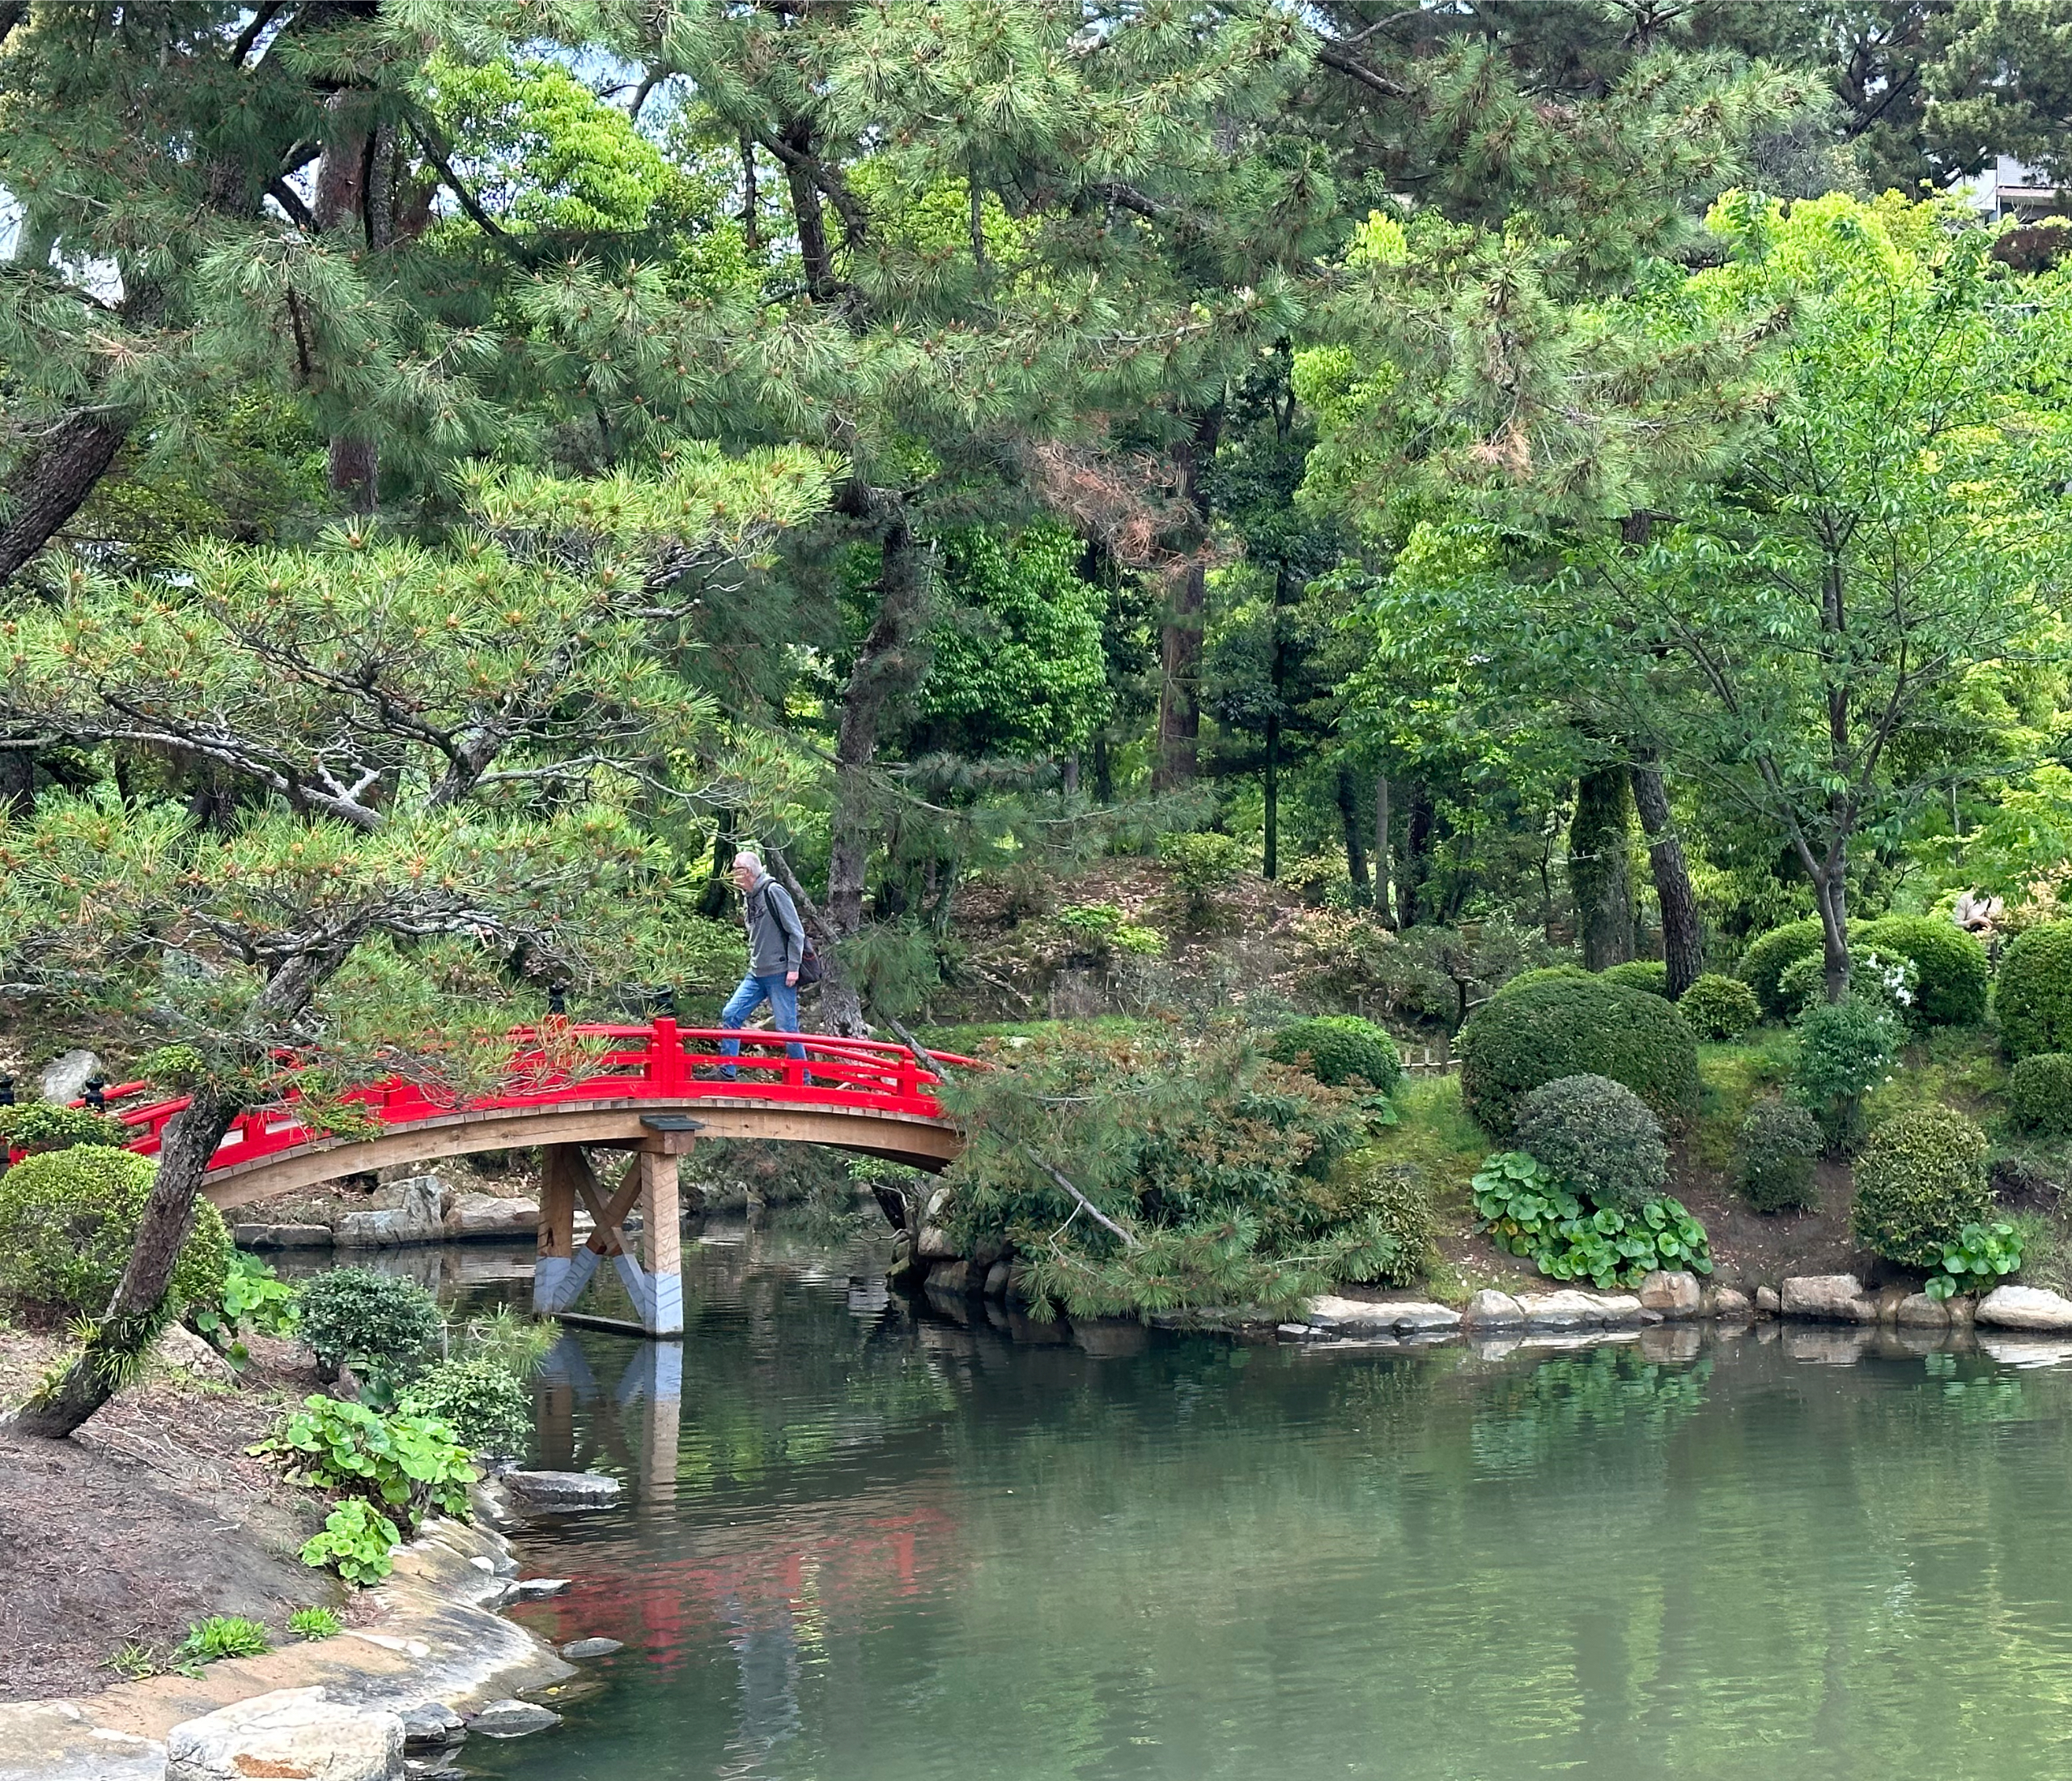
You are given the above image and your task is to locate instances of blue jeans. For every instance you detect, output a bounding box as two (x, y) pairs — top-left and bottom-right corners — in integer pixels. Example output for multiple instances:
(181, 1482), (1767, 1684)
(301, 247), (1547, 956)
(720, 972), (807, 1075)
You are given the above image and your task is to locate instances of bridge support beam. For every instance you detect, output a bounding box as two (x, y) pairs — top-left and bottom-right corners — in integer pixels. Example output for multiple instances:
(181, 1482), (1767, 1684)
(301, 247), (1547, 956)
(533, 1140), (686, 1339)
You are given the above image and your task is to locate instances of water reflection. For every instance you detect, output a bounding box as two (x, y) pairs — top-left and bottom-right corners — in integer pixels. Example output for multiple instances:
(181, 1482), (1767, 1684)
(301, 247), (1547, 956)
(466, 1234), (2072, 1781)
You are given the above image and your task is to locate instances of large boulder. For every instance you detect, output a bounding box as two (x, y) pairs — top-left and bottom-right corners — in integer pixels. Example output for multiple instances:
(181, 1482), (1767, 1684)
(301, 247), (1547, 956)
(1638, 1270), (1703, 1319)
(1780, 1275), (1878, 1323)
(1463, 1290), (1526, 1328)
(164, 1688), (404, 1781)
(335, 1174), (447, 1247)
(1514, 1290), (1644, 1328)
(233, 1222), (334, 1248)
(501, 1470), (623, 1511)
(1976, 1285), (2072, 1331)
(443, 1192), (537, 1241)
(36, 1048), (100, 1103)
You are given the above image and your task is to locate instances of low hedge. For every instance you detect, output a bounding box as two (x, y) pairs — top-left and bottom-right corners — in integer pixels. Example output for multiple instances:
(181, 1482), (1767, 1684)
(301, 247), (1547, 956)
(0, 1146), (230, 1317)
(2006, 1053), (2072, 1137)
(1998, 923), (2072, 1062)
(1851, 1107), (1993, 1269)
(1266, 1015), (1402, 1095)
(1456, 975), (1700, 1138)
(1854, 915), (1988, 1027)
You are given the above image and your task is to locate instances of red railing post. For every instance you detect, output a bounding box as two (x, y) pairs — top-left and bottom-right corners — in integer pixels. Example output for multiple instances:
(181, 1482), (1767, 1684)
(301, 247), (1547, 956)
(896, 1047), (919, 1101)
(649, 1017), (685, 1095)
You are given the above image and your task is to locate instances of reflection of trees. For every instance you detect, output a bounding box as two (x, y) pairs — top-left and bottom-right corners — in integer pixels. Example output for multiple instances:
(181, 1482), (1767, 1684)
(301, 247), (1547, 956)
(490, 1256), (2072, 1781)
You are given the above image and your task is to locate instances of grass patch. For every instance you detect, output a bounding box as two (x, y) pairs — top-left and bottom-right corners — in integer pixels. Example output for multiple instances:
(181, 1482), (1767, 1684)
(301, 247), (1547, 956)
(1691, 1027), (1795, 1172)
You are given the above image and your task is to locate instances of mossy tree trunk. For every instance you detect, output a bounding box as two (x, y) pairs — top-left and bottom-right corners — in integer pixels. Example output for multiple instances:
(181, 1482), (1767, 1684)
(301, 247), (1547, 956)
(1569, 766), (1635, 971)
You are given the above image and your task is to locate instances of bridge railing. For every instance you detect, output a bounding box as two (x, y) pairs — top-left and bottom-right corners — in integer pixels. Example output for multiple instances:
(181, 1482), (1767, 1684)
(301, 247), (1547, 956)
(49, 1020), (974, 1177)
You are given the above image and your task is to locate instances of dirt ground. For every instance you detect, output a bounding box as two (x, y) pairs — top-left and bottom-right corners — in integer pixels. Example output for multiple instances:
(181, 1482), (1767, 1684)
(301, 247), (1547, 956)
(0, 1325), (342, 1703)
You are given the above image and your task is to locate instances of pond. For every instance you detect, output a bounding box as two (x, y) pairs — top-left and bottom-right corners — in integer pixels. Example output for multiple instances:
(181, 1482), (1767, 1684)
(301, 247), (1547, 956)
(461, 1222), (2072, 1781)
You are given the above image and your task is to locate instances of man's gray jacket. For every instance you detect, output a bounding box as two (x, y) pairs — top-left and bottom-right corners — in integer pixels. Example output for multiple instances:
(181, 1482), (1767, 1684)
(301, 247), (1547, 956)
(742, 873), (806, 977)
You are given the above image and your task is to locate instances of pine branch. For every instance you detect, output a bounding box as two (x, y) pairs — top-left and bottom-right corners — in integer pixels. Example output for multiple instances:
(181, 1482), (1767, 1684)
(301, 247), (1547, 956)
(231, 2), (286, 66)
(1024, 1147), (1142, 1251)
(1314, 41), (1412, 101)
(267, 177), (316, 231)
(406, 120), (517, 249)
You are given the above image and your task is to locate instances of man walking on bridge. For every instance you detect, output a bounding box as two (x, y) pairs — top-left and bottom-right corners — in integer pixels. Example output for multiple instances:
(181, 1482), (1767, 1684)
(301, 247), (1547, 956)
(720, 850), (809, 1076)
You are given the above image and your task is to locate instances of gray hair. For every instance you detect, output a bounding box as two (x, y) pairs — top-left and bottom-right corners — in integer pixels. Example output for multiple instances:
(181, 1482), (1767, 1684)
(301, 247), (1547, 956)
(732, 850), (764, 874)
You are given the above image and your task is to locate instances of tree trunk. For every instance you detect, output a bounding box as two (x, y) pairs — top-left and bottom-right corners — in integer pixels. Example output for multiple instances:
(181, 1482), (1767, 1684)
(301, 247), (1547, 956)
(1629, 755), (1704, 997)
(1093, 735), (1113, 805)
(781, 120), (835, 298)
(1336, 760), (1368, 902)
(0, 745), (32, 819)
(8, 1092), (238, 1438)
(1153, 410), (1220, 792)
(0, 412), (127, 589)
(1374, 774), (1391, 925)
(1815, 851), (1852, 1003)
(1569, 766), (1635, 970)
(316, 104), (388, 512)
(826, 499), (932, 953)
(1262, 711), (1279, 880)
(1399, 780), (1433, 929)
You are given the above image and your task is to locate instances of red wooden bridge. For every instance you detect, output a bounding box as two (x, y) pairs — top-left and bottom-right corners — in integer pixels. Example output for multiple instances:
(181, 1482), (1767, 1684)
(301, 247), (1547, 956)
(87, 1021), (973, 1339)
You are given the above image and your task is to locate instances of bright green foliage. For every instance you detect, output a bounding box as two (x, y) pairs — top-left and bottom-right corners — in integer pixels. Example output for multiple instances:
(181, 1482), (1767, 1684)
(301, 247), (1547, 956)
(0, 1147), (229, 1317)
(1852, 1107), (1994, 1269)
(1472, 1151), (1712, 1290)
(189, 1252), (299, 1360)
(300, 1500), (404, 1588)
(456, 1306), (557, 1378)
(173, 1617), (270, 1667)
(288, 1607), (343, 1641)
(1737, 1101), (1824, 1214)
(0, 1103), (130, 1154)
(1053, 903), (1166, 959)
(936, 1028), (1391, 1318)
(1266, 1016), (1403, 1094)
(1853, 916), (1989, 1027)
(400, 1358), (533, 1458)
(1678, 974), (1761, 1041)
(1601, 961), (1668, 997)
(1455, 976), (1700, 1138)
(1157, 833), (1246, 923)
(1926, 1221), (2025, 1303)
(1513, 1073), (1669, 1213)
(1739, 920), (1829, 1020)
(253, 1395), (475, 1524)
(1316, 1154), (1434, 1288)
(292, 1270), (442, 1384)
(1779, 946), (1916, 1019)
(1998, 925), (2072, 1061)
(2007, 1054), (2072, 1136)
(1790, 999), (1900, 1150)
(917, 526), (1111, 758)
(1497, 965), (1592, 997)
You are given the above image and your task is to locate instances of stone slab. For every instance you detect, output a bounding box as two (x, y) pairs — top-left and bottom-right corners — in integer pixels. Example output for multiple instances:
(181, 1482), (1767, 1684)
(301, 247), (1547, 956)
(1976, 1285), (2072, 1331)
(1780, 1275), (1877, 1324)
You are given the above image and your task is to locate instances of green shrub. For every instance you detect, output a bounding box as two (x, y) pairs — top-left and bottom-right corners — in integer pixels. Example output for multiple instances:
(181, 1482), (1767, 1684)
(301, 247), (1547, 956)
(1318, 1153), (1433, 1286)
(1998, 923), (2072, 1061)
(253, 1393), (475, 1524)
(1925, 1220), (2023, 1301)
(399, 1357), (532, 1456)
(0, 1146), (230, 1316)
(1266, 1015), (1403, 1094)
(1677, 973), (1762, 1041)
(1455, 975), (1700, 1138)
(0, 1103), (130, 1155)
(189, 1252), (299, 1362)
(1738, 919), (1828, 1018)
(2007, 1053), (2072, 1136)
(1471, 1150), (1712, 1289)
(1601, 960), (1669, 997)
(1512, 1073), (1668, 1212)
(288, 1606), (343, 1640)
(1492, 964), (1590, 998)
(1737, 1100), (1823, 1213)
(300, 1499), (402, 1587)
(1852, 1107), (1993, 1268)
(294, 1268), (442, 1383)
(456, 1305), (557, 1376)
(173, 1617), (270, 1667)
(1790, 997), (1900, 1150)
(1856, 915), (1989, 1027)
(1157, 831), (1246, 920)
(1779, 946), (1917, 1019)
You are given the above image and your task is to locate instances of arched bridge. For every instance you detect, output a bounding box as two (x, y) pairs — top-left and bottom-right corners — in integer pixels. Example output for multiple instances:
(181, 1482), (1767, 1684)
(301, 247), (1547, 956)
(94, 1021), (972, 1341)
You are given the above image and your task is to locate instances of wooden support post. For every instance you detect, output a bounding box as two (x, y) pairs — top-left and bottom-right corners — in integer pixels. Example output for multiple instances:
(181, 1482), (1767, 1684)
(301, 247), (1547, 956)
(533, 1145), (584, 1316)
(638, 1148), (683, 1336)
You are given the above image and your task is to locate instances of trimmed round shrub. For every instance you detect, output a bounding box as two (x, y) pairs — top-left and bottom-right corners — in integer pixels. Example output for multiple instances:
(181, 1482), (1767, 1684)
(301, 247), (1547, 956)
(1267, 1015), (1402, 1094)
(1495, 964), (1590, 998)
(295, 1268), (443, 1379)
(2007, 1053), (2072, 1137)
(1851, 1107), (1993, 1268)
(1739, 919), (1828, 1019)
(0, 1146), (230, 1316)
(1677, 973), (1762, 1041)
(1456, 976), (1700, 1138)
(1513, 1073), (1669, 1211)
(1737, 1101), (1822, 1213)
(1998, 923), (2072, 1062)
(400, 1356), (533, 1456)
(1856, 915), (1989, 1027)
(1601, 960), (1669, 997)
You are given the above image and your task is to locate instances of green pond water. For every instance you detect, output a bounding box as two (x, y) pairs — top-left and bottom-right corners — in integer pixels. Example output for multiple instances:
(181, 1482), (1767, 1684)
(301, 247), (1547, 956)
(461, 1225), (2072, 1781)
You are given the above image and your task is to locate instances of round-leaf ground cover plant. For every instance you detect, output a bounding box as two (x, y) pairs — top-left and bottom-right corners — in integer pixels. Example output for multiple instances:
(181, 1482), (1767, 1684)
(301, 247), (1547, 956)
(1455, 975), (1700, 1138)
(1471, 1150), (1712, 1290)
